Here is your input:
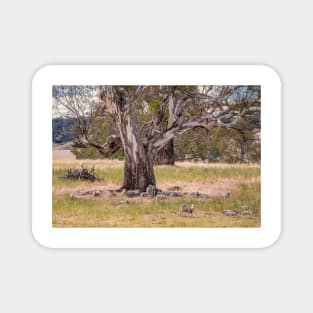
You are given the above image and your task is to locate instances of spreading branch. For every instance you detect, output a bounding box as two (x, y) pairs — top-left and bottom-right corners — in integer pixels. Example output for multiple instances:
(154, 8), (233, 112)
(73, 135), (122, 156)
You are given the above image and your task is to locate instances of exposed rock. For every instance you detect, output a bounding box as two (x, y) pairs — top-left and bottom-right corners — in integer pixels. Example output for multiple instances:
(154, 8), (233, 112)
(92, 190), (101, 197)
(223, 209), (238, 216)
(198, 193), (209, 199)
(162, 191), (209, 199)
(82, 189), (114, 196)
(146, 184), (157, 197)
(125, 190), (141, 198)
(166, 191), (183, 197)
(119, 200), (129, 205)
(190, 192), (200, 198)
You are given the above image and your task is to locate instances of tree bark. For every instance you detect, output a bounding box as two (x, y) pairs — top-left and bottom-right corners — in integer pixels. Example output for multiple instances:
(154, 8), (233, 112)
(207, 129), (211, 161)
(117, 114), (156, 191)
(153, 139), (175, 165)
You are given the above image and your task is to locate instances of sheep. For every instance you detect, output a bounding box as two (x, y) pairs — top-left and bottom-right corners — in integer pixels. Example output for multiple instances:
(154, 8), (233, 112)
(241, 209), (253, 216)
(223, 209), (238, 216)
(220, 191), (231, 200)
(241, 205), (253, 216)
(156, 193), (167, 200)
(180, 204), (194, 216)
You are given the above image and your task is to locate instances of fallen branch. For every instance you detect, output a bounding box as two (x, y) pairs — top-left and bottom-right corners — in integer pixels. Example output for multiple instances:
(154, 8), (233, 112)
(62, 165), (102, 182)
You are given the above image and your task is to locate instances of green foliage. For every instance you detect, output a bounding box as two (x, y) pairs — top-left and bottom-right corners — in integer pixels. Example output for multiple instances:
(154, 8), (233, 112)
(174, 128), (209, 160)
(148, 96), (162, 114)
(209, 122), (261, 163)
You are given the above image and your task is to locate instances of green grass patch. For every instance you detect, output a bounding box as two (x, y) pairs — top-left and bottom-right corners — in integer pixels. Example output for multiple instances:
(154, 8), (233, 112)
(53, 180), (260, 227)
(53, 161), (260, 227)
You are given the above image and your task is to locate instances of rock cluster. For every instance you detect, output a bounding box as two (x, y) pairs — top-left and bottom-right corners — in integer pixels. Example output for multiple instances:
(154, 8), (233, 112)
(223, 206), (254, 216)
(75, 185), (211, 200)
(122, 185), (211, 200)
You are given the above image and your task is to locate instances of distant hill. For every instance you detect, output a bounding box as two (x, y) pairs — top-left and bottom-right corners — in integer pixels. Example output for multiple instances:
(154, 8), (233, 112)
(52, 117), (76, 143)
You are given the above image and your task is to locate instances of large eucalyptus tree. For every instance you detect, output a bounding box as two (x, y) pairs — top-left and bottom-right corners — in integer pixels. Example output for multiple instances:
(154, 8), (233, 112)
(53, 85), (260, 191)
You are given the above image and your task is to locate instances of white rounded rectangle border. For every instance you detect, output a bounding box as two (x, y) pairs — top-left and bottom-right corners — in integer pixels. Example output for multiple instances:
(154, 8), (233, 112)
(32, 65), (281, 248)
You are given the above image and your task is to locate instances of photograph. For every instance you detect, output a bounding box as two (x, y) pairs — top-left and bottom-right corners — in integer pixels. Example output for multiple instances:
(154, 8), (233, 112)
(52, 85), (261, 228)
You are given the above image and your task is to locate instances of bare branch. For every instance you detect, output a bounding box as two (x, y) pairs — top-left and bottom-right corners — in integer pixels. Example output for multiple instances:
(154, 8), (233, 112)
(73, 135), (122, 156)
(150, 115), (217, 152)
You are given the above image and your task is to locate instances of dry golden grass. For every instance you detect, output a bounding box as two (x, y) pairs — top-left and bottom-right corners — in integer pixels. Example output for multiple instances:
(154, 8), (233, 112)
(53, 158), (124, 169)
(53, 157), (259, 169)
(173, 161), (260, 168)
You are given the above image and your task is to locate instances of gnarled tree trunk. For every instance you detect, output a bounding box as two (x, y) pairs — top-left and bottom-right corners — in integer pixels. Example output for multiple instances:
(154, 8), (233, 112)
(117, 114), (155, 191)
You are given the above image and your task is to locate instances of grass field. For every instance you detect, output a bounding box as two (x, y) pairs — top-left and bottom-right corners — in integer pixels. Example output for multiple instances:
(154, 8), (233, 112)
(53, 157), (261, 228)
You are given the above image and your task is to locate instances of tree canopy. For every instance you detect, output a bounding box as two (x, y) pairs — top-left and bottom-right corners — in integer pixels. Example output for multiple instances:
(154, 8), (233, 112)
(53, 85), (260, 190)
